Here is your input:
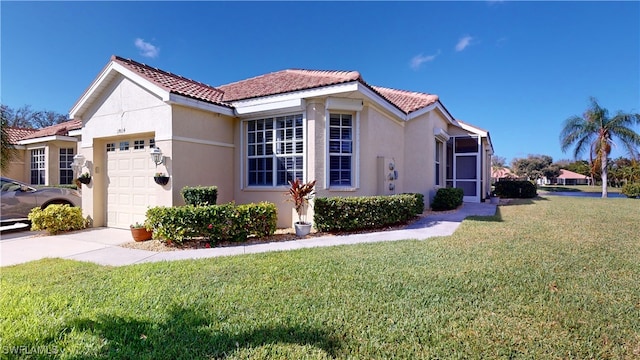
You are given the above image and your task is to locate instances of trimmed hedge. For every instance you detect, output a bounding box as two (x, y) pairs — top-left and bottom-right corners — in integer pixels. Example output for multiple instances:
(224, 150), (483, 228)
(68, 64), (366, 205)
(181, 186), (218, 206)
(146, 202), (277, 245)
(431, 188), (464, 211)
(314, 194), (423, 232)
(622, 182), (640, 198)
(28, 204), (86, 235)
(494, 180), (537, 198)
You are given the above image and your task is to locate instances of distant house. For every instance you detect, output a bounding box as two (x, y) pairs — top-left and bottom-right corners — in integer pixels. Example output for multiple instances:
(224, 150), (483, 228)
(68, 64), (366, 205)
(69, 55), (495, 229)
(491, 167), (515, 183)
(554, 169), (590, 185)
(2, 120), (82, 185)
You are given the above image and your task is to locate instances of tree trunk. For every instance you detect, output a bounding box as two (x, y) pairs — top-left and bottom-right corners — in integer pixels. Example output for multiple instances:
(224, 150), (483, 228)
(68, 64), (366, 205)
(601, 151), (608, 198)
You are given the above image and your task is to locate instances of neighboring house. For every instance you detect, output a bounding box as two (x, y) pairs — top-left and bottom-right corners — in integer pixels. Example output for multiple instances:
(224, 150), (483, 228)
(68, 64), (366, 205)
(2, 120), (82, 185)
(554, 169), (590, 185)
(491, 167), (515, 183)
(69, 55), (494, 229)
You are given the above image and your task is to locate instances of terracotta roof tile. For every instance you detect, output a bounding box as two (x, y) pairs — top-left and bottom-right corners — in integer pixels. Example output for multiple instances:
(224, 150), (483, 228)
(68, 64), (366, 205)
(371, 86), (439, 114)
(217, 69), (363, 102)
(558, 169), (590, 179)
(112, 56), (229, 107)
(6, 127), (37, 144)
(21, 119), (82, 140)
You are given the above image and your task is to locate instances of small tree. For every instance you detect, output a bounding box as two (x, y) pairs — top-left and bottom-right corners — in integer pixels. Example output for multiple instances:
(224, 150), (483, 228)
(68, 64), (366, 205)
(287, 179), (316, 224)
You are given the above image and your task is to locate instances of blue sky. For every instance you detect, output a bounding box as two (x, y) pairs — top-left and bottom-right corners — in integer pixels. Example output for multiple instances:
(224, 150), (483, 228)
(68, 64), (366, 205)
(2, 1), (639, 164)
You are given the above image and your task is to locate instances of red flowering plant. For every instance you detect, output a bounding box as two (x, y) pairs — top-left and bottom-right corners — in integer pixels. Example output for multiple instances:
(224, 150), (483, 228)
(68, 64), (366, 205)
(286, 179), (316, 225)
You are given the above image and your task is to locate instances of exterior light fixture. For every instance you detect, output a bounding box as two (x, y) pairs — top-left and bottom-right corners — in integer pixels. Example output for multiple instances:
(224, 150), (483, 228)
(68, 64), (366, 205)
(72, 154), (86, 173)
(150, 147), (164, 167)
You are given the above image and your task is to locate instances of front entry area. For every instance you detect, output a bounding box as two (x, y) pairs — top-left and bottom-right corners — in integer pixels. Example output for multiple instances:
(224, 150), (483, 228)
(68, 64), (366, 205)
(447, 135), (481, 202)
(105, 135), (157, 228)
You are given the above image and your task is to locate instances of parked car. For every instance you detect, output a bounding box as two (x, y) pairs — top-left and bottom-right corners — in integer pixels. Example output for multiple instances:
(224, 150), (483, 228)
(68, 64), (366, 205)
(1, 177), (81, 221)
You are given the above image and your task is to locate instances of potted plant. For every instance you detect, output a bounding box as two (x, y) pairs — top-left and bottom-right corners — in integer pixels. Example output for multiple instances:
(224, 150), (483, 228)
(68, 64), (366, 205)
(490, 190), (500, 204)
(154, 172), (170, 185)
(287, 178), (316, 237)
(130, 221), (153, 242)
(77, 172), (91, 185)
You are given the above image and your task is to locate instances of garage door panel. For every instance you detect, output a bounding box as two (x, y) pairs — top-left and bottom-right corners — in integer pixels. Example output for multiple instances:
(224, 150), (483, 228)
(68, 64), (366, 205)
(106, 136), (157, 229)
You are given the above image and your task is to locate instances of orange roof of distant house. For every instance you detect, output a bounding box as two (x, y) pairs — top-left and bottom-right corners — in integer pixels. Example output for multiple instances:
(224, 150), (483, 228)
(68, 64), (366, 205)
(492, 167), (514, 178)
(558, 169), (590, 179)
(21, 119), (82, 140)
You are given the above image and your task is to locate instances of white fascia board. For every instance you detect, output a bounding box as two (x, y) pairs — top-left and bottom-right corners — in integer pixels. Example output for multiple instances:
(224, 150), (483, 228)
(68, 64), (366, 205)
(69, 61), (169, 119)
(356, 84), (407, 120)
(457, 121), (488, 137)
(68, 129), (82, 137)
(234, 98), (306, 116)
(326, 97), (363, 111)
(18, 135), (79, 145)
(407, 101), (456, 124)
(434, 127), (450, 142)
(167, 93), (235, 116)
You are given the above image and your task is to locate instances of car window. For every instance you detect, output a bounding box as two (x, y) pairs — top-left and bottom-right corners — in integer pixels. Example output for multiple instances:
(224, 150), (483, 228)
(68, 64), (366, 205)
(1, 180), (23, 192)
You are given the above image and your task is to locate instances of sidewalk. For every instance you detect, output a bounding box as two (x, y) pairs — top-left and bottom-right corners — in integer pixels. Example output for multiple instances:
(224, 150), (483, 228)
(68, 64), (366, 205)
(0, 202), (496, 267)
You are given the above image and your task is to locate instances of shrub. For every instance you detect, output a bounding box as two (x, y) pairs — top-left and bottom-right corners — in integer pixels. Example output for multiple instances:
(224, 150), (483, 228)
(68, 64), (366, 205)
(405, 193), (425, 215)
(181, 186), (218, 206)
(314, 194), (420, 232)
(28, 204), (86, 235)
(494, 180), (537, 198)
(145, 202), (277, 245)
(431, 188), (464, 211)
(621, 182), (640, 198)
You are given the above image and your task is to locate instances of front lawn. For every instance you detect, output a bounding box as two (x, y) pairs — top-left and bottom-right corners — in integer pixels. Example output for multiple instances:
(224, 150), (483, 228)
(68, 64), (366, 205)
(538, 184), (622, 193)
(1, 196), (639, 359)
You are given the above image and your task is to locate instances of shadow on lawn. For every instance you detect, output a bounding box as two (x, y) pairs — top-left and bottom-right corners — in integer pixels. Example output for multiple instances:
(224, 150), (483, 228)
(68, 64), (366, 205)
(42, 306), (342, 359)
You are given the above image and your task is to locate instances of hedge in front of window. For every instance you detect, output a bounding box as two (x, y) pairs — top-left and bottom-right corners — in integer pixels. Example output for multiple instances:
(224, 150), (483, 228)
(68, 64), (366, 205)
(430, 188), (464, 211)
(494, 180), (537, 198)
(314, 194), (422, 232)
(145, 202), (276, 245)
(181, 186), (218, 206)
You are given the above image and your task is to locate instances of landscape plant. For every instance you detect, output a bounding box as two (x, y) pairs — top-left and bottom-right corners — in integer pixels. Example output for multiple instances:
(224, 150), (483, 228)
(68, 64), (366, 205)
(430, 187), (463, 211)
(28, 204), (86, 235)
(181, 186), (218, 206)
(287, 179), (316, 224)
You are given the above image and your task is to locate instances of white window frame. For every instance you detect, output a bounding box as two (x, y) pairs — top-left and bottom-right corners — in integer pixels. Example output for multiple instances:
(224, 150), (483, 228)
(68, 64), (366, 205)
(326, 113), (357, 189)
(30, 148), (46, 185)
(435, 140), (442, 186)
(242, 113), (307, 188)
(59, 148), (75, 185)
(324, 98), (362, 191)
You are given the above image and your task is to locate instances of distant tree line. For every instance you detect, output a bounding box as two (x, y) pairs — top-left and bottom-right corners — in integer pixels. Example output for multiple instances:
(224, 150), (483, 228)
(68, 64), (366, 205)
(0, 104), (67, 129)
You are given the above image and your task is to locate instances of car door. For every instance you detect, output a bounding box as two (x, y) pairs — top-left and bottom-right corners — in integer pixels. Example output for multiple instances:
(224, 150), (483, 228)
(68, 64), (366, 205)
(0, 180), (39, 220)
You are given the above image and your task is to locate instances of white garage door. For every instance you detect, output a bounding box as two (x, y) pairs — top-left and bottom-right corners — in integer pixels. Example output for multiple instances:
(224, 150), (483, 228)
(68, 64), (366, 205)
(106, 137), (157, 229)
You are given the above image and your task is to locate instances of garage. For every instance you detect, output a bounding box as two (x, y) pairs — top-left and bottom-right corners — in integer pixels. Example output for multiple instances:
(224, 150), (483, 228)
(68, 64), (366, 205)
(105, 136), (157, 229)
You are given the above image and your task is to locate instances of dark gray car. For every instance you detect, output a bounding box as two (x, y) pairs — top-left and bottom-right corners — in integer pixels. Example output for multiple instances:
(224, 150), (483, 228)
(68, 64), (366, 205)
(1, 177), (81, 221)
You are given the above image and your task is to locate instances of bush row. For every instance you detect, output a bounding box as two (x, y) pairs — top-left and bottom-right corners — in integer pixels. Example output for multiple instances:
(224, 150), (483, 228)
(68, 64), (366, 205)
(181, 186), (218, 206)
(494, 180), (537, 198)
(431, 188), (464, 211)
(314, 193), (424, 232)
(28, 204), (86, 235)
(621, 182), (640, 198)
(146, 202), (276, 244)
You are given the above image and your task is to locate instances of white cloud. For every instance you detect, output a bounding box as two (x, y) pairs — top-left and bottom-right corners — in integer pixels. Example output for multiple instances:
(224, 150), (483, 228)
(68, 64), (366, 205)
(410, 50), (441, 70)
(135, 38), (159, 58)
(455, 35), (474, 52)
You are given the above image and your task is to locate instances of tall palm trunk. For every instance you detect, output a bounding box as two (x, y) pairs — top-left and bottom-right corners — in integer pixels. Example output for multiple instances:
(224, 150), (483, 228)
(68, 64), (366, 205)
(601, 150), (608, 198)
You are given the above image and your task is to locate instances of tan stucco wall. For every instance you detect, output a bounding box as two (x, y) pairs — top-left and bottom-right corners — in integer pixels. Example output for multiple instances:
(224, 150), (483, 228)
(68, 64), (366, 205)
(2, 149), (27, 182)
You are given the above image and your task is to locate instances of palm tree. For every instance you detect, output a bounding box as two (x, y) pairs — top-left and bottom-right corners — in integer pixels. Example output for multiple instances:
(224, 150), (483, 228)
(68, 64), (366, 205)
(560, 97), (640, 198)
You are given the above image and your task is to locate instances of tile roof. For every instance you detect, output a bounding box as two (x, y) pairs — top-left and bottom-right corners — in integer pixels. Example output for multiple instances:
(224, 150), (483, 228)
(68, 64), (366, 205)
(558, 169), (590, 179)
(491, 167), (515, 179)
(217, 69), (363, 102)
(6, 127), (37, 144)
(112, 56), (229, 107)
(21, 119), (82, 140)
(109, 55), (442, 115)
(371, 86), (439, 114)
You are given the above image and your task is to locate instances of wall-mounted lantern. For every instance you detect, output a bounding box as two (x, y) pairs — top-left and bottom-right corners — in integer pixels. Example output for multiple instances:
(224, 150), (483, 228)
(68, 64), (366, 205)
(150, 147), (165, 167)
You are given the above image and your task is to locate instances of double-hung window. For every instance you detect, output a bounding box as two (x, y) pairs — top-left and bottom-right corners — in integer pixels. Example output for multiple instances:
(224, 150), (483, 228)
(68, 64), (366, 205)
(247, 114), (304, 186)
(328, 113), (353, 187)
(30, 148), (45, 185)
(435, 140), (442, 186)
(59, 148), (75, 185)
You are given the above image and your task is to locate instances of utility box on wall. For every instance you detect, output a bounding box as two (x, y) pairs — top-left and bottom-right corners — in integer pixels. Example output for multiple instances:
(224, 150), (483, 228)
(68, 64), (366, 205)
(377, 156), (398, 195)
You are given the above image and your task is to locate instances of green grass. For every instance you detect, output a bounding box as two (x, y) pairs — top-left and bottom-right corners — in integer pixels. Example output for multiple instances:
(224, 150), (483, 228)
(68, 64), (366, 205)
(538, 184), (622, 193)
(1, 196), (639, 359)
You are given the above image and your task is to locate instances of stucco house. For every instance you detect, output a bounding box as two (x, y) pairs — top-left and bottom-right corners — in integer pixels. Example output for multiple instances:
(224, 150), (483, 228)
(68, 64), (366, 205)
(3, 120), (82, 185)
(70, 55), (494, 229)
(553, 169), (590, 185)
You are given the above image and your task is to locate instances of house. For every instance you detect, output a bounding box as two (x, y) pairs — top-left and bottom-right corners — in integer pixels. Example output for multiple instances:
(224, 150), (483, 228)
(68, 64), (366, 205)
(69, 55), (494, 229)
(554, 169), (590, 185)
(2, 120), (82, 185)
(491, 167), (515, 183)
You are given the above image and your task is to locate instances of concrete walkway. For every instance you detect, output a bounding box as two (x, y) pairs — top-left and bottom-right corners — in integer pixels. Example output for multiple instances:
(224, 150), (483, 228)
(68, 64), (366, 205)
(0, 202), (497, 267)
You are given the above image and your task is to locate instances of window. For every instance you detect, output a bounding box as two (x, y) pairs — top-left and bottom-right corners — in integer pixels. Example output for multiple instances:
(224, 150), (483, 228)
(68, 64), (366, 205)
(149, 138), (155, 148)
(106, 143), (115, 152)
(119, 141), (129, 151)
(328, 114), (353, 187)
(59, 148), (74, 185)
(30, 148), (45, 185)
(435, 140), (442, 186)
(134, 140), (145, 150)
(247, 114), (303, 186)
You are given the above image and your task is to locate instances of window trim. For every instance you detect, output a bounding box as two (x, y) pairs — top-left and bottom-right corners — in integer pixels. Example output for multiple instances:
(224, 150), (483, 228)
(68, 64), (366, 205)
(325, 111), (359, 190)
(30, 147), (46, 185)
(59, 147), (75, 185)
(242, 112), (307, 188)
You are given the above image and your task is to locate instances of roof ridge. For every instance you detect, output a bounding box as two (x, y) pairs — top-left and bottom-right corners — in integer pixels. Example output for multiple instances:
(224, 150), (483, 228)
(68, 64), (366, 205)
(112, 55), (222, 94)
